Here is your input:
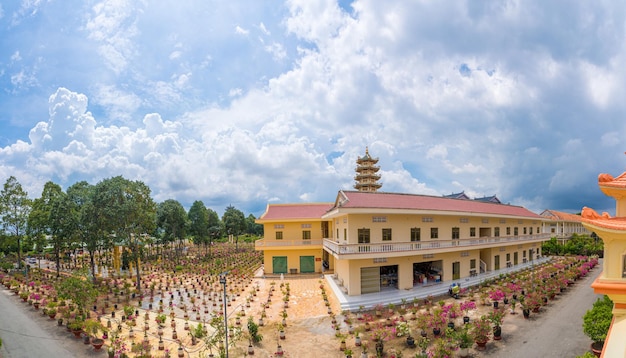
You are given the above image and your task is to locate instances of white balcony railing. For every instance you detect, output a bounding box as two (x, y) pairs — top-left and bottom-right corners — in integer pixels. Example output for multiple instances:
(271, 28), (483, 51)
(323, 233), (550, 256)
(255, 239), (323, 249)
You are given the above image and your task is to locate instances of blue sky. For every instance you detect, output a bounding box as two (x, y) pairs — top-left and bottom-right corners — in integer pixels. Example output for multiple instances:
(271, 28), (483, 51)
(0, 0), (624, 217)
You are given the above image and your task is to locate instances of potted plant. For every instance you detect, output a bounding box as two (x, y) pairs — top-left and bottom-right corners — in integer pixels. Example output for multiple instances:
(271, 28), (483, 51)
(155, 313), (167, 326)
(415, 311), (430, 337)
(453, 325), (473, 358)
(68, 319), (85, 338)
(488, 308), (505, 340)
(247, 317), (263, 344)
(489, 289), (505, 308)
(583, 295), (613, 357)
(427, 336), (454, 358)
(429, 307), (446, 336)
(84, 318), (106, 350)
(469, 315), (491, 350)
(460, 300), (476, 323)
(344, 348), (353, 358)
(415, 336), (430, 358)
(46, 301), (58, 319)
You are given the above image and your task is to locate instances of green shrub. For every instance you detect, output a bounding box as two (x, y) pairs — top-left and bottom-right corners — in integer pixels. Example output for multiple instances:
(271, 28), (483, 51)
(247, 317), (262, 343)
(583, 295), (613, 343)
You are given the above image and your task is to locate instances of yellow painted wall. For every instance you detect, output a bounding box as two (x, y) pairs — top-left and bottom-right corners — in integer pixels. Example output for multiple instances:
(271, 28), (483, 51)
(331, 213), (541, 244)
(262, 220), (330, 242)
(339, 244), (533, 296)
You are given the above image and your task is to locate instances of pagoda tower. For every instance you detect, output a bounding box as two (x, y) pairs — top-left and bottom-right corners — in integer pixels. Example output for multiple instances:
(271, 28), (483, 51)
(354, 147), (382, 192)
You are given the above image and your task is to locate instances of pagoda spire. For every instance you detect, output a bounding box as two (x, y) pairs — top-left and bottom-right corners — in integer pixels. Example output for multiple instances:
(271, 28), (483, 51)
(354, 147), (382, 192)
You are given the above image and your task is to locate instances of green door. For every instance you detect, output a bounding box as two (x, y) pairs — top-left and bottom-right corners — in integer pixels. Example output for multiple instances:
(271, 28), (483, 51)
(272, 256), (287, 274)
(300, 256), (315, 273)
(452, 261), (460, 280)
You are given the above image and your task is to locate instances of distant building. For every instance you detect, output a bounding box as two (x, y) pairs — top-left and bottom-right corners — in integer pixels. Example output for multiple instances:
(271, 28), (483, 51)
(539, 209), (591, 244)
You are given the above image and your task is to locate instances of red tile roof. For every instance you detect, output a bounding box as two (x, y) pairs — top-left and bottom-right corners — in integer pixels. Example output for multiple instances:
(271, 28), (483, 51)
(329, 190), (542, 218)
(258, 203), (333, 221)
(540, 209), (583, 222)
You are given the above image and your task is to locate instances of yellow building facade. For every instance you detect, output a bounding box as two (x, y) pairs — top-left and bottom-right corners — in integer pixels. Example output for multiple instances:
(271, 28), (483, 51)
(256, 189), (550, 296)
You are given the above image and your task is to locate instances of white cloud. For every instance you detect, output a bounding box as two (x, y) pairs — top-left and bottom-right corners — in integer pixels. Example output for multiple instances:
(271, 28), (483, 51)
(264, 42), (287, 60)
(11, 51), (21, 62)
(84, 0), (139, 74)
(235, 25), (249, 35)
(229, 88), (243, 97)
(93, 84), (142, 123)
(3, 0), (626, 217)
(259, 22), (270, 35)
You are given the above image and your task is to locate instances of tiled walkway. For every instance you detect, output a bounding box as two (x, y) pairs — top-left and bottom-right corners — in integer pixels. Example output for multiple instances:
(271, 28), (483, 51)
(325, 257), (551, 311)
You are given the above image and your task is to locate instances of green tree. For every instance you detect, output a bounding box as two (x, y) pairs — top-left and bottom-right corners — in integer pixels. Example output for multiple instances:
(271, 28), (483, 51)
(222, 205), (245, 251)
(66, 181), (100, 281)
(188, 201), (210, 252)
(92, 176), (156, 291)
(28, 181), (69, 277)
(50, 192), (79, 277)
(0, 176), (31, 269)
(157, 199), (188, 262)
(246, 214), (263, 236)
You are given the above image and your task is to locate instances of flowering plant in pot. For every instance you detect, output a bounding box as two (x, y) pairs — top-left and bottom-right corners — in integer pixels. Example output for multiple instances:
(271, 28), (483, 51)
(459, 301), (476, 323)
(488, 308), (505, 340)
(488, 289), (505, 308)
(429, 307), (447, 336)
(469, 315), (491, 347)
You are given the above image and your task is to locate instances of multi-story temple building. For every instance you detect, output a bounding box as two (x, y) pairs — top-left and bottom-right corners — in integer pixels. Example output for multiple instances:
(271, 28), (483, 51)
(256, 149), (550, 296)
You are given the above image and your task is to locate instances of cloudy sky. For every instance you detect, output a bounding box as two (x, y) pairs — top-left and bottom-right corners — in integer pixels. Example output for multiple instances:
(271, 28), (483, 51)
(0, 0), (624, 217)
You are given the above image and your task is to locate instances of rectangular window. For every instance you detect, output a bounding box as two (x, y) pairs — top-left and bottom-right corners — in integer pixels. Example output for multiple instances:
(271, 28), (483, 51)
(302, 230), (311, 240)
(470, 259), (476, 269)
(506, 227), (511, 235)
(494, 227), (500, 237)
(422, 217), (433, 223)
(452, 227), (460, 239)
(344, 228), (347, 240)
(529, 227), (533, 235)
(410, 227), (421, 241)
(500, 219), (506, 224)
(301, 223), (311, 228)
(460, 218), (469, 223)
(276, 231), (283, 240)
(514, 227), (519, 236)
(358, 228), (370, 243)
(274, 224), (284, 229)
(382, 228), (392, 241)
(482, 218), (489, 223)
(523, 227), (527, 235)
(506, 253), (510, 261)
(372, 216), (387, 222)
(470, 227), (476, 237)
(430, 228), (438, 239)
